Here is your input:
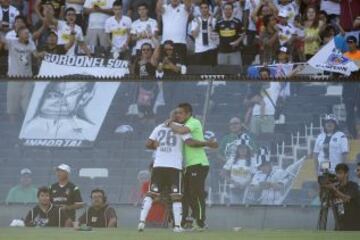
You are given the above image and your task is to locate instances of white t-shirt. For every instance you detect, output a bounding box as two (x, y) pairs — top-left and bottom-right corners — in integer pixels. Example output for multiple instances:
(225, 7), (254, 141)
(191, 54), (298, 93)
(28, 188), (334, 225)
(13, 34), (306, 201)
(224, 158), (256, 187)
(84, 0), (115, 29)
(191, 16), (217, 53)
(105, 15), (132, 52)
(130, 18), (158, 51)
(320, 0), (340, 15)
(277, 23), (296, 46)
(252, 82), (281, 116)
(313, 131), (349, 174)
(251, 167), (290, 205)
(5, 30), (17, 41)
(57, 20), (84, 55)
(7, 39), (36, 77)
(0, 5), (20, 29)
(149, 123), (191, 170)
(161, 3), (189, 44)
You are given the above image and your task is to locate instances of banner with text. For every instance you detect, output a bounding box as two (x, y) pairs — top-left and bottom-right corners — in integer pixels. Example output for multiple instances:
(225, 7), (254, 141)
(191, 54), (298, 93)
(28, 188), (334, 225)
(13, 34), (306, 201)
(38, 54), (129, 78)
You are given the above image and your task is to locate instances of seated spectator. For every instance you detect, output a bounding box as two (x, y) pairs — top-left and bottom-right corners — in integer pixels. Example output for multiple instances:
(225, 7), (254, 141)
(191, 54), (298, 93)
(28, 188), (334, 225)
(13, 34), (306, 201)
(249, 147), (290, 205)
(190, 1), (218, 66)
(84, 0), (114, 52)
(223, 142), (255, 204)
(344, 36), (360, 65)
(130, 3), (158, 57)
(24, 187), (72, 227)
(133, 42), (157, 78)
(37, 31), (67, 54)
(155, 40), (185, 77)
(57, 7), (91, 56)
(218, 116), (255, 162)
(5, 168), (37, 204)
(0, 0), (20, 36)
(35, 0), (65, 20)
(5, 15), (27, 41)
(78, 189), (117, 228)
(156, 0), (192, 62)
(304, 6), (323, 60)
(215, 2), (244, 66)
(105, 0), (132, 59)
(259, 14), (279, 64)
(32, 1), (58, 49)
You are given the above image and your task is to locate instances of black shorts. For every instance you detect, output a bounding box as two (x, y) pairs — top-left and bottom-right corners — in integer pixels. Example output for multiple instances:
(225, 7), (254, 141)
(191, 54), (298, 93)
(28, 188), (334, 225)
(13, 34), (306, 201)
(149, 167), (182, 195)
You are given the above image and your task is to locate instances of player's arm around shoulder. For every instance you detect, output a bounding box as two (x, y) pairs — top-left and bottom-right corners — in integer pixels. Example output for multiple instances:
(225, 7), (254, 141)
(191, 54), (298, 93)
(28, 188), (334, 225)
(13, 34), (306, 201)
(168, 121), (191, 134)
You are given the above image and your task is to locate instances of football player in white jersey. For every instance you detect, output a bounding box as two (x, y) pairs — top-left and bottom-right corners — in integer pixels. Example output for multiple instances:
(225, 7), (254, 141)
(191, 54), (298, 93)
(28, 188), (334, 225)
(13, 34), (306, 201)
(138, 111), (217, 232)
(313, 114), (349, 175)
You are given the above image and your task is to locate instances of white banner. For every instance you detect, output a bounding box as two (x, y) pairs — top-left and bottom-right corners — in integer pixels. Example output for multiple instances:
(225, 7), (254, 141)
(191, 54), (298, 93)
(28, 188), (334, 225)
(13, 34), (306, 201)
(308, 40), (359, 76)
(38, 54), (129, 78)
(19, 82), (120, 147)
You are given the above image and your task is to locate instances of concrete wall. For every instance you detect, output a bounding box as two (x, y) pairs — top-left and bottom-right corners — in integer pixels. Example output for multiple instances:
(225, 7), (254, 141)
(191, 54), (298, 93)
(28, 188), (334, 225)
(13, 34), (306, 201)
(0, 204), (335, 230)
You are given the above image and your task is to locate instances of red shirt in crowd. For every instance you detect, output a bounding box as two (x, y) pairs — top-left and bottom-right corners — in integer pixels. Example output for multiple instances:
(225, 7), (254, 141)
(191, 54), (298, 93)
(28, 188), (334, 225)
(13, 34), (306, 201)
(340, 0), (360, 31)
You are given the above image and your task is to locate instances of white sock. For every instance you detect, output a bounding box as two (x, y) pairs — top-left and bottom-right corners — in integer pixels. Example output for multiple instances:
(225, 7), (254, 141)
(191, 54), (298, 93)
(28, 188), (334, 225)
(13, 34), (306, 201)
(139, 196), (153, 222)
(172, 201), (182, 227)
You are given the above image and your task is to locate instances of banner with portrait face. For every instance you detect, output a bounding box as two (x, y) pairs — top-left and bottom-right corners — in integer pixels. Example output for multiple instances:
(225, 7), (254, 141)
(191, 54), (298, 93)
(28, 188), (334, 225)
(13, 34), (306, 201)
(19, 82), (120, 147)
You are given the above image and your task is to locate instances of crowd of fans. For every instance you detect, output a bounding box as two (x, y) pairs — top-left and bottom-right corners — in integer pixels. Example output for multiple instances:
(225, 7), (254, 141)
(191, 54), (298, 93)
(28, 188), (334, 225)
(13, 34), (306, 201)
(0, 0), (359, 78)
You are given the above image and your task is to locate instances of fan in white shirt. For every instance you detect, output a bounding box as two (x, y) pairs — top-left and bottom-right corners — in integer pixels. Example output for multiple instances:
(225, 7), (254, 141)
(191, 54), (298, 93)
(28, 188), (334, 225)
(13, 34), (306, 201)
(190, 1), (218, 65)
(130, 3), (158, 56)
(57, 7), (91, 56)
(156, 0), (192, 61)
(84, 0), (115, 50)
(105, 1), (132, 59)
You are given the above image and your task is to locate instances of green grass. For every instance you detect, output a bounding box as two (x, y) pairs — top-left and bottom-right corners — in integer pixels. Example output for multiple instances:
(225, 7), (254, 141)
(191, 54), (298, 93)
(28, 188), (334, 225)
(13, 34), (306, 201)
(0, 228), (360, 240)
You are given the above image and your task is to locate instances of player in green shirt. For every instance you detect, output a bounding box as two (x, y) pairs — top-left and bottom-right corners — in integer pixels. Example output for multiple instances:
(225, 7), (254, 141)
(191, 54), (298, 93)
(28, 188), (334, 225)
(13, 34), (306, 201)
(168, 103), (218, 230)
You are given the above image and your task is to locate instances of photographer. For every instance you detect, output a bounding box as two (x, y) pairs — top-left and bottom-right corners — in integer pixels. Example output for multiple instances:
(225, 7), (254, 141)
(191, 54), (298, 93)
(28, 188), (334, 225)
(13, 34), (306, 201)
(325, 164), (360, 231)
(313, 114), (349, 230)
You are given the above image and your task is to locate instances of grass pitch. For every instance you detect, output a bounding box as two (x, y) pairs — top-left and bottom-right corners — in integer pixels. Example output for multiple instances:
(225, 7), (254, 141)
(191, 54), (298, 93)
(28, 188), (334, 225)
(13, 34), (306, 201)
(0, 228), (360, 240)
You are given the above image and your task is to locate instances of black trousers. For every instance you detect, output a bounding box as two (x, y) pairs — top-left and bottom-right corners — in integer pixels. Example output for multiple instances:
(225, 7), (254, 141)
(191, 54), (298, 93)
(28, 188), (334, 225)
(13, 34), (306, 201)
(182, 164), (209, 227)
(194, 49), (217, 66)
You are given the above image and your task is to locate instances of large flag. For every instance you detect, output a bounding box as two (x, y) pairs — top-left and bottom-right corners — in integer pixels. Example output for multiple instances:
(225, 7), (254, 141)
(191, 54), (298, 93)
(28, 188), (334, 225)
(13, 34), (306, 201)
(19, 82), (120, 148)
(308, 40), (359, 76)
(38, 54), (129, 78)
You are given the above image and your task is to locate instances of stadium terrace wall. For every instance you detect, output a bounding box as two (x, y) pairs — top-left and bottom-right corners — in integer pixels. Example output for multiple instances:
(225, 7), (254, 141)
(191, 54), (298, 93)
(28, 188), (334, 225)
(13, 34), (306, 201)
(0, 204), (334, 230)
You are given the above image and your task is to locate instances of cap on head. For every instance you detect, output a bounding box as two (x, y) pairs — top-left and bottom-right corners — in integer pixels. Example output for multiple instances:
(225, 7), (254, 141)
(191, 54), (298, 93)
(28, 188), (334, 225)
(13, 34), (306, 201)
(279, 46), (289, 54)
(346, 35), (357, 44)
(56, 164), (71, 174)
(20, 168), (32, 176)
(323, 114), (338, 125)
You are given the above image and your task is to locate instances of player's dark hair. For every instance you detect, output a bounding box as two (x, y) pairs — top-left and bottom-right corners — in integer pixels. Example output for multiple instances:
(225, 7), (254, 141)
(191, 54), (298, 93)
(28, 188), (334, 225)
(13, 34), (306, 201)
(113, 0), (122, 7)
(137, 2), (148, 9)
(178, 103), (193, 114)
(335, 163), (349, 173)
(91, 188), (107, 203)
(65, 7), (76, 16)
(37, 186), (50, 198)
